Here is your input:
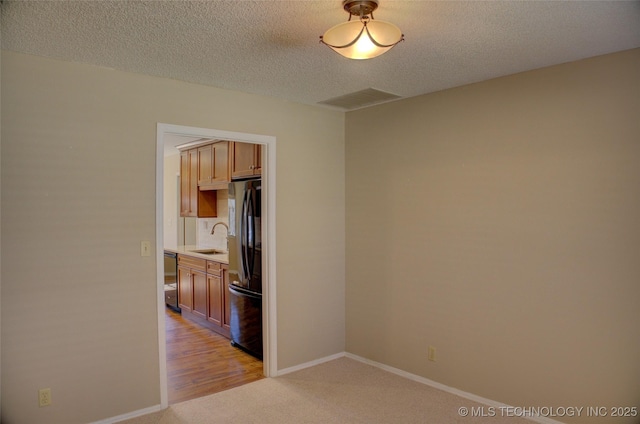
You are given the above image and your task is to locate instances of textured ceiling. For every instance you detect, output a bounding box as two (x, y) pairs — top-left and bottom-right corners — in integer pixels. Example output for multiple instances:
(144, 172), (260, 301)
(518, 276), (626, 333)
(2, 1), (640, 110)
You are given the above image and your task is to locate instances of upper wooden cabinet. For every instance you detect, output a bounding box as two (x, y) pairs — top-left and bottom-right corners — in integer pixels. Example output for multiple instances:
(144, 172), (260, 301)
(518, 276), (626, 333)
(179, 140), (259, 216)
(230, 142), (262, 179)
(179, 150), (193, 217)
(198, 141), (230, 190)
(180, 148), (217, 218)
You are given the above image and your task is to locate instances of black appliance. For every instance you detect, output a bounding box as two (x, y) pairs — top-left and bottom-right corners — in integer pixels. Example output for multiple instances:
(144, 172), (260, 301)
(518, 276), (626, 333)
(227, 178), (262, 359)
(163, 251), (180, 312)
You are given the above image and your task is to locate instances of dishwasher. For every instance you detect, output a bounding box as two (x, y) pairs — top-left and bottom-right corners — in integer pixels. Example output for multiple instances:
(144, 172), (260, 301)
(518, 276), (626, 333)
(163, 251), (180, 312)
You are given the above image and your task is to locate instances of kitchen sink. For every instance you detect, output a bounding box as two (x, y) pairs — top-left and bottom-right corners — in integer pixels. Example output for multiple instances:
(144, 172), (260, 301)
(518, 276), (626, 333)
(188, 248), (227, 255)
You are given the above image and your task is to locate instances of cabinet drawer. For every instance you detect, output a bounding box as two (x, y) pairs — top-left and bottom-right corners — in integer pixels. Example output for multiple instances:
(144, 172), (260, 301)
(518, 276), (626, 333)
(177, 254), (206, 271)
(207, 260), (222, 276)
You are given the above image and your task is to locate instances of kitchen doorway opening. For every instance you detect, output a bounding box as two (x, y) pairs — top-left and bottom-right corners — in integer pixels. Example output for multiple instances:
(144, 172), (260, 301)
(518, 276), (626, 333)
(155, 123), (277, 408)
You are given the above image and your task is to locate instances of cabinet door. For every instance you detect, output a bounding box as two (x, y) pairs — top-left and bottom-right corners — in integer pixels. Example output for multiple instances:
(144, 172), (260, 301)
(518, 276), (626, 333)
(177, 266), (192, 311)
(222, 266), (231, 331)
(199, 141), (230, 189)
(180, 148), (199, 217)
(188, 149), (199, 216)
(192, 270), (207, 319)
(179, 151), (191, 217)
(230, 142), (257, 179)
(212, 141), (230, 182)
(207, 274), (223, 327)
(253, 144), (262, 175)
(181, 147), (217, 217)
(197, 144), (213, 186)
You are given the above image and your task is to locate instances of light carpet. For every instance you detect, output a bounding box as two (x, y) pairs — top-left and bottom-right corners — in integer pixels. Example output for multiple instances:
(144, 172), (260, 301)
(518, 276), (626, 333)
(119, 357), (535, 424)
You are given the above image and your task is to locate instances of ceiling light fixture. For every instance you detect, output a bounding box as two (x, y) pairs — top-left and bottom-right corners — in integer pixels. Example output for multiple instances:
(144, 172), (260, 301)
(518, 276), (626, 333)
(320, 0), (404, 60)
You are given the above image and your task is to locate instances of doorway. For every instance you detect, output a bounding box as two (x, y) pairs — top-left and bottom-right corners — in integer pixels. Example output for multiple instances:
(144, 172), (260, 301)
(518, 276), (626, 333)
(155, 123), (277, 407)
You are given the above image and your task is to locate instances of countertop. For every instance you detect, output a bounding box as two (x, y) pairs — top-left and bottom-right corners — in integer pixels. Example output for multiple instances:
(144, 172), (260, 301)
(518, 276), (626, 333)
(165, 245), (229, 264)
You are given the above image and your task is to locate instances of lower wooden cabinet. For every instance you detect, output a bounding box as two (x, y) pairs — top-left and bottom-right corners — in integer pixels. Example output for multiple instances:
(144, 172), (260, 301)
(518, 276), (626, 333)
(207, 274), (223, 327)
(178, 254), (206, 312)
(223, 273), (231, 332)
(192, 271), (208, 319)
(177, 266), (192, 312)
(177, 253), (230, 338)
(206, 261), (230, 334)
(207, 261), (223, 327)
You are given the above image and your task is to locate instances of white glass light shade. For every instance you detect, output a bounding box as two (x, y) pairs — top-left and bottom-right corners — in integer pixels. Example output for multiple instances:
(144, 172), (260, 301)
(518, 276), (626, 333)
(321, 19), (403, 59)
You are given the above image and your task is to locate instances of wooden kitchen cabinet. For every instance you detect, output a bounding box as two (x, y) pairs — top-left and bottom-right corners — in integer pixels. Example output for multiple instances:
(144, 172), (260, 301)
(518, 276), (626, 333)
(178, 267), (207, 318)
(177, 253), (230, 338)
(179, 150), (194, 217)
(180, 148), (217, 217)
(222, 267), (231, 332)
(206, 261), (230, 337)
(230, 142), (262, 179)
(181, 141), (259, 214)
(198, 141), (230, 190)
(191, 270), (208, 320)
(177, 265), (192, 312)
(207, 274), (223, 327)
(177, 254), (207, 313)
(206, 261), (223, 327)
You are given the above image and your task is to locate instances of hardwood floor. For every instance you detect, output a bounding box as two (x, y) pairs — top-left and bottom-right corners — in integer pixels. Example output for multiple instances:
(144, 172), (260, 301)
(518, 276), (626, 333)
(165, 307), (264, 404)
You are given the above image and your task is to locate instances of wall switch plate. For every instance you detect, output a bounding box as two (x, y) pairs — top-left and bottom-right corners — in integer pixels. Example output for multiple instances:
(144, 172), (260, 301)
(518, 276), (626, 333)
(39, 388), (52, 407)
(428, 346), (436, 362)
(141, 241), (151, 257)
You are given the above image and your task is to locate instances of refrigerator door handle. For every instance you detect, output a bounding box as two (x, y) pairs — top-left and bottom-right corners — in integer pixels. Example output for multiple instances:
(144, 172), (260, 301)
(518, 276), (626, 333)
(240, 187), (251, 280)
(247, 187), (256, 280)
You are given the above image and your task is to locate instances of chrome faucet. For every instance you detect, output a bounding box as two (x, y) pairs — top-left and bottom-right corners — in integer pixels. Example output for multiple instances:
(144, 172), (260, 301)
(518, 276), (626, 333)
(211, 222), (229, 252)
(211, 222), (229, 235)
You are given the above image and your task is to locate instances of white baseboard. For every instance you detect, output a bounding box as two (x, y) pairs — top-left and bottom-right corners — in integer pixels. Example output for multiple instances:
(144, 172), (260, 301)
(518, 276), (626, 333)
(92, 404), (164, 424)
(276, 351), (346, 376)
(345, 353), (565, 424)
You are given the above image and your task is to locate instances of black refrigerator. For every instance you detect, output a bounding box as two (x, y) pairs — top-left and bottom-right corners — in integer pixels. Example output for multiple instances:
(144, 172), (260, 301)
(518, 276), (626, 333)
(227, 178), (263, 359)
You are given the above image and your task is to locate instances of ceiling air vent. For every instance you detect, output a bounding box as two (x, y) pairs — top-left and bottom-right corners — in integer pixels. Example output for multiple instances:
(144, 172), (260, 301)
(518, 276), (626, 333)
(318, 88), (402, 111)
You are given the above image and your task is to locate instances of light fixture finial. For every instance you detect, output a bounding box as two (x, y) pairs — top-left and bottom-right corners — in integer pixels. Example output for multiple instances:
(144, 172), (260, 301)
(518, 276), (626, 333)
(343, 0), (378, 18)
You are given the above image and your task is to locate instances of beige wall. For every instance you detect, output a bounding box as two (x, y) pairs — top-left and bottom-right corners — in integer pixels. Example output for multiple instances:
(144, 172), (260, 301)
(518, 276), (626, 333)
(0, 51), (345, 423)
(163, 153), (180, 249)
(345, 49), (640, 423)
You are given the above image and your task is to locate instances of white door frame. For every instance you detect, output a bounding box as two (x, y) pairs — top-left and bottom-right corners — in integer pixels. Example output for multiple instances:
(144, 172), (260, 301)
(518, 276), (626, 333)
(155, 123), (277, 407)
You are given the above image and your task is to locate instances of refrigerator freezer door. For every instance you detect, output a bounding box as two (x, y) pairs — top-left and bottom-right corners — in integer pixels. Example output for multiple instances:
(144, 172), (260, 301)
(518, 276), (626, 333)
(229, 285), (263, 359)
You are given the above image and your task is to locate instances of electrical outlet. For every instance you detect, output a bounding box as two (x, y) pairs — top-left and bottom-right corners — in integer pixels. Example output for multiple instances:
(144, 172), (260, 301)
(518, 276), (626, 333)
(428, 346), (437, 362)
(39, 388), (52, 407)
(141, 241), (151, 257)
